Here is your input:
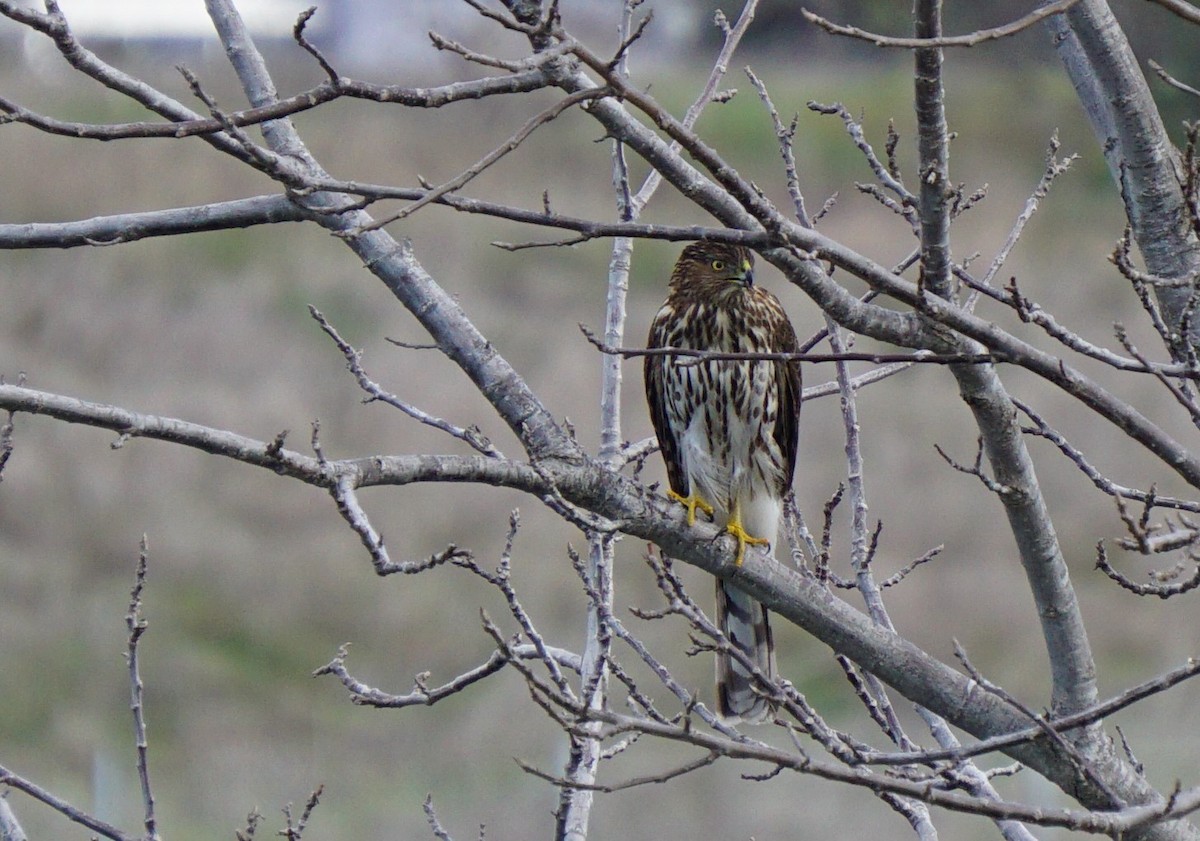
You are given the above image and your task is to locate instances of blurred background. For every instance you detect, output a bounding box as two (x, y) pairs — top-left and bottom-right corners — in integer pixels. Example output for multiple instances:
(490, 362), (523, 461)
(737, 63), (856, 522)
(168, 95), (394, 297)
(2, 1), (1200, 838)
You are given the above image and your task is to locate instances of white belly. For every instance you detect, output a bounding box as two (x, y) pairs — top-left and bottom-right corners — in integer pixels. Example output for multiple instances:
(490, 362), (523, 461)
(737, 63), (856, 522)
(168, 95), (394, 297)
(669, 359), (786, 546)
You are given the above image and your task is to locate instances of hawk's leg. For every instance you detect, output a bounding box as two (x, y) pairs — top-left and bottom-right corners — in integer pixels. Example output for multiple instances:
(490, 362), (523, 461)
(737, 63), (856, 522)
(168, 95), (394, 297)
(667, 489), (714, 526)
(725, 504), (770, 567)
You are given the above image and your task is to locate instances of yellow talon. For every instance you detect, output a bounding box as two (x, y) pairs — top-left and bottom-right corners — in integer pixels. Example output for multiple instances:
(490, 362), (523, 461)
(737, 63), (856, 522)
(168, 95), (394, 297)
(724, 519), (769, 567)
(667, 489), (714, 526)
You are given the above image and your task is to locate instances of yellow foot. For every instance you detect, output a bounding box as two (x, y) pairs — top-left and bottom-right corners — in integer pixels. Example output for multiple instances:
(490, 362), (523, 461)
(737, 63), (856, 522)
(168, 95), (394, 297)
(724, 520), (769, 567)
(667, 489), (714, 526)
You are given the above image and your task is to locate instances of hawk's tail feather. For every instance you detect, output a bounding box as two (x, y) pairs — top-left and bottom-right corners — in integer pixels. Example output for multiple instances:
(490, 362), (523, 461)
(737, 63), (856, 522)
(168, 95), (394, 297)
(715, 580), (775, 723)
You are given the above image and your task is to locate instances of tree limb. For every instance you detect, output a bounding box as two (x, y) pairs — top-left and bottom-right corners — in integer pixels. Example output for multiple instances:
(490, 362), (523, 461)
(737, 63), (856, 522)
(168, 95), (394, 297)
(802, 0), (1081, 48)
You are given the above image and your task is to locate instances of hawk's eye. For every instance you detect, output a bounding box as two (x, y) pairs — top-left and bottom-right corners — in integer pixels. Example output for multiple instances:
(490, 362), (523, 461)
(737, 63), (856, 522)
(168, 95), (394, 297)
(711, 259), (726, 272)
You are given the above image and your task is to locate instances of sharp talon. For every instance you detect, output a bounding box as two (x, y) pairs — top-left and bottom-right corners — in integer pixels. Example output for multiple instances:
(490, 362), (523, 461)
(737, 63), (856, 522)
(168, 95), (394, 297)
(725, 520), (769, 567)
(668, 489), (713, 526)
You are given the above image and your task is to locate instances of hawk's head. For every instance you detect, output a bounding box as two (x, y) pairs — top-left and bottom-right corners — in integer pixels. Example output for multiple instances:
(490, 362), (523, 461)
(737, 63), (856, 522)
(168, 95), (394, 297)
(670, 242), (755, 293)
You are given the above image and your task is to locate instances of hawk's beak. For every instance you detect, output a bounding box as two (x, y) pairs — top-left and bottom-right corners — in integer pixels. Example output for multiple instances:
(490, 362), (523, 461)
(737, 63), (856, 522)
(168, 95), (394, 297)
(740, 260), (755, 287)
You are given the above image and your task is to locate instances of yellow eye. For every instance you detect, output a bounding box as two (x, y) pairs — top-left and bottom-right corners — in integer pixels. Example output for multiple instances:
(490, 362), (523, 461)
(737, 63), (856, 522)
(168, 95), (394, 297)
(711, 259), (726, 271)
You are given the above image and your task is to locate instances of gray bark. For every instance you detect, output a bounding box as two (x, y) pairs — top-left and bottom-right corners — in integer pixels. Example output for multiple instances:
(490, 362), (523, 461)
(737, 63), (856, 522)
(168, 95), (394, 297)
(1047, 0), (1200, 347)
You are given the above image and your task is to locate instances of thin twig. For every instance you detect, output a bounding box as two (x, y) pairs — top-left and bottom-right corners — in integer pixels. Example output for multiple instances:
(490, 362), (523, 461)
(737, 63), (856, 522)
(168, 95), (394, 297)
(802, 0), (1081, 48)
(309, 307), (502, 457)
(953, 642), (1121, 804)
(125, 536), (159, 841)
(423, 796), (455, 841)
(976, 132), (1078, 292)
(279, 786), (323, 841)
(359, 88), (608, 231)
(1148, 59), (1200, 99)
(1015, 398), (1200, 512)
(580, 324), (1001, 365)
(292, 7), (338, 80)
(519, 751), (719, 793)
(1144, 0), (1200, 26)
(807, 100), (917, 209)
(0, 70), (557, 140)
(1095, 541), (1200, 598)
(625, 0), (761, 214)
(331, 474), (472, 575)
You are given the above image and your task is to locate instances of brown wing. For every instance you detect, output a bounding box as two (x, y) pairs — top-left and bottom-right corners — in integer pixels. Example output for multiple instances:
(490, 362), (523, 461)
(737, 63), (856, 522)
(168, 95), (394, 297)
(769, 299), (803, 493)
(645, 304), (690, 498)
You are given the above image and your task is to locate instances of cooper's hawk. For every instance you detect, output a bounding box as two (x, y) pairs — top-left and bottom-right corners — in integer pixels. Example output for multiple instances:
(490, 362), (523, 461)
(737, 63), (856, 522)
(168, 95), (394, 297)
(644, 241), (801, 723)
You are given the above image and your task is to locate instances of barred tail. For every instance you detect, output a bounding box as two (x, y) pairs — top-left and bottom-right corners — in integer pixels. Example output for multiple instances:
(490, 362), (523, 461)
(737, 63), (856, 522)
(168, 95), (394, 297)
(715, 580), (775, 723)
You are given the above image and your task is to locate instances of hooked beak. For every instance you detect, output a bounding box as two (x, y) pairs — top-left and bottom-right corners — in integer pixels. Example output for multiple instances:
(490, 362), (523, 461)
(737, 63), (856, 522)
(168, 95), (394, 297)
(739, 259), (755, 287)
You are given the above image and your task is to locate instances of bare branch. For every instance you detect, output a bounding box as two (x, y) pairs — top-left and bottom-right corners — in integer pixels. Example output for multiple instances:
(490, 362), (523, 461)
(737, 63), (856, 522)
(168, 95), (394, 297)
(913, 0), (952, 300)
(0, 404), (13, 484)
(313, 642), (580, 708)
(976, 132), (1079, 291)
(959, 271), (1173, 377)
(745, 67), (813, 227)
(1143, 0), (1200, 26)
(802, 0), (1081, 48)
(581, 323), (1001, 366)
(953, 642), (1119, 804)
(0, 382), (548, 494)
(1095, 541), (1200, 598)
(291, 6), (337, 80)
(236, 807), (262, 841)
(0, 70), (554, 141)
(1148, 60), (1200, 99)
(623, 0), (760, 213)
(0, 765), (134, 841)
(0, 196), (768, 251)
(423, 796), (456, 841)
(125, 537), (159, 841)
(520, 751), (719, 794)
(935, 438), (1015, 497)
(330, 474), (472, 575)
(310, 307), (502, 457)
(1015, 398), (1200, 512)
(0, 196), (308, 249)
(0, 795), (27, 841)
(359, 87), (610, 231)
(0, 0), (256, 162)
(876, 545), (943, 588)
(1046, 0), (1200, 355)
(279, 786), (323, 841)
(806, 100), (917, 210)
(507, 700), (1200, 833)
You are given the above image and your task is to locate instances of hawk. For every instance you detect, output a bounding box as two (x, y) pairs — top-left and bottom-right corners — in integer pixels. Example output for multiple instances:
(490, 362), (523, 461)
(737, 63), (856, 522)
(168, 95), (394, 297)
(644, 241), (802, 723)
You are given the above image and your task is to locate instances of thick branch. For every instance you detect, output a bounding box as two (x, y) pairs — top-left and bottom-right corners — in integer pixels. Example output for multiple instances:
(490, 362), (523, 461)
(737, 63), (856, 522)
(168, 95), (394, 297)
(1047, 0), (1200, 350)
(0, 380), (1185, 830)
(0, 196), (306, 248)
(0, 383), (542, 494)
(202, 0), (581, 463)
(533, 32), (1200, 490)
(913, 0), (953, 297)
(952, 360), (1100, 718)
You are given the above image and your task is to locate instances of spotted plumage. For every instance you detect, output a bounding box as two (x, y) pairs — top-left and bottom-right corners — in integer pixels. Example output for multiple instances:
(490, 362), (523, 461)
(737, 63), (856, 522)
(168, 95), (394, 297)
(644, 241), (802, 723)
